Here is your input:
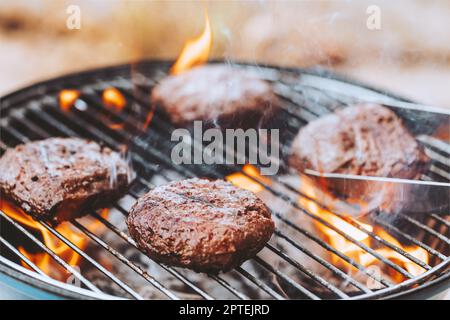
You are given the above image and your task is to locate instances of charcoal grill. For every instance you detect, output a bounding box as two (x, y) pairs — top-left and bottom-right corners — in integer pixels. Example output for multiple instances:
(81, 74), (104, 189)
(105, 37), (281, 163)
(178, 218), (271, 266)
(0, 60), (449, 300)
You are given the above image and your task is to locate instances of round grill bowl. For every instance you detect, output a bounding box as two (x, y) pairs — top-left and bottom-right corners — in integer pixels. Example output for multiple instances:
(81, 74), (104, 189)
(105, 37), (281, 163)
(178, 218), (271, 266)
(0, 60), (448, 300)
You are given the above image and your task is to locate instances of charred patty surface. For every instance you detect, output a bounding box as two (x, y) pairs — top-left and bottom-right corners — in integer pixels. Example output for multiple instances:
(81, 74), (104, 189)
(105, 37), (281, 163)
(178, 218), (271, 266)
(289, 104), (429, 178)
(151, 65), (280, 129)
(289, 104), (430, 196)
(0, 137), (133, 224)
(127, 178), (275, 273)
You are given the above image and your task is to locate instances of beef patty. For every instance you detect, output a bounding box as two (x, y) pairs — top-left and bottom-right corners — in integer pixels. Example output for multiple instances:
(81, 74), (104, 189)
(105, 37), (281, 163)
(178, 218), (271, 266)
(151, 65), (280, 129)
(0, 137), (133, 225)
(127, 178), (275, 273)
(289, 104), (430, 197)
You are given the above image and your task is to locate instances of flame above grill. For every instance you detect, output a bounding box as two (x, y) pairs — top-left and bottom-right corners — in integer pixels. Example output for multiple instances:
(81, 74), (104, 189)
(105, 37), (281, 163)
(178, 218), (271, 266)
(226, 164), (270, 193)
(171, 10), (212, 75)
(102, 88), (127, 111)
(0, 199), (108, 281)
(59, 89), (80, 112)
(225, 167), (430, 285)
(299, 179), (429, 284)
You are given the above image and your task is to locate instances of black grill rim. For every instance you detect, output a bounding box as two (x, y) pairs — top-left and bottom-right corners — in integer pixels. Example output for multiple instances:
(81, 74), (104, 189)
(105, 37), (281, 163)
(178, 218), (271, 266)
(0, 59), (448, 300)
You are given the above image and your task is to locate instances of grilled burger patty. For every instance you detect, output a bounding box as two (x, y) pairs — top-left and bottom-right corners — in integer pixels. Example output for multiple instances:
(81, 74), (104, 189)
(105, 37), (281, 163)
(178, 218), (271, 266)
(0, 137), (133, 225)
(151, 65), (280, 129)
(127, 178), (275, 273)
(289, 104), (430, 195)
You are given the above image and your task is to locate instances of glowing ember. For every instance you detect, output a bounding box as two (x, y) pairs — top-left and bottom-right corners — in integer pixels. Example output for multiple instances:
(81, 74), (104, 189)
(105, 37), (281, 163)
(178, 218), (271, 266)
(226, 164), (271, 193)
(142, 107), (155, 130)
(102, 87), (126, 111)
(298, 179), (429, 284)
(0, 199), (108, 281)
(171, 10), (212, 75)
(108, 123), (124, 131)
(59, 89), (80, 112)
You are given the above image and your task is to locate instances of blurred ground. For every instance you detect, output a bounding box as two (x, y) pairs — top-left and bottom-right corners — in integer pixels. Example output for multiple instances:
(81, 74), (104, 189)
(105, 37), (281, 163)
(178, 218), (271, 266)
(1, 0), (450, 108)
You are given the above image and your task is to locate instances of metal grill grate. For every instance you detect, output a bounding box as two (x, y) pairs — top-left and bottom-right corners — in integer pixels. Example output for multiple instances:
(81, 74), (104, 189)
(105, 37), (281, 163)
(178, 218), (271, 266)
(0, 61), (449, 300)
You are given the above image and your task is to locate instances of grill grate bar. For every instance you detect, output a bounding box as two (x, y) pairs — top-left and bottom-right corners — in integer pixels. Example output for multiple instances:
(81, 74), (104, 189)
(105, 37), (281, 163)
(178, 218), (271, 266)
(0, 236), (47, 277)
(398, 214), (450, 245)
(290, 83), (352, 108)
(311, 212), (431, 271)
(265, 243), (350, 299)
(71, 220), (179, 300)
(0, 140), (8, 152)
(274, 212), (392, 287)
(373, 217), (447, 261)
(235, 266), (285, 300)
(0, 210), (102, 294)
(127, 177), (353, 297)
(224, 168), (416, 278)
(274, 229), (372, 293)
(2, 123), (264, 297)
(104, 179), (272, 298)
(273, 84), (334, 119)
(38, 220), (144, 300)
(253, 256), (321, 300)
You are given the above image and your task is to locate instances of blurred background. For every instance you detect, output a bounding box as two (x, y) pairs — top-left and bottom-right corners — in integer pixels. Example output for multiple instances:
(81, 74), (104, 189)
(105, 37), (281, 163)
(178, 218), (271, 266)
(1, 0), (450, 107)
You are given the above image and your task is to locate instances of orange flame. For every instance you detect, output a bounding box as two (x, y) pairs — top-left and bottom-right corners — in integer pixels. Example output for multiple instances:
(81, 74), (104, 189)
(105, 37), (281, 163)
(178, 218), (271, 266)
(0, 199), (108, 281)
(171, 11), (212, 75)
(142, 107), (155, 130)
(108, 123), (125, 131)
(299, 180), (429, 284)
(226, 165), (271, 193)
(225, 168), (429, 284)
(102, 88), (126, 111)
(59, 89), (80, 112)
